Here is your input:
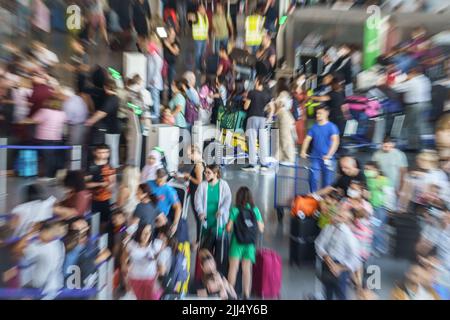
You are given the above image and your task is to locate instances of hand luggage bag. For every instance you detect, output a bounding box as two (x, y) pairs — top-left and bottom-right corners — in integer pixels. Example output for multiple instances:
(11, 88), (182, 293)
(16, 150), (38, 177)
(289, 215), (320, 265)
(252, 248), (282, 299)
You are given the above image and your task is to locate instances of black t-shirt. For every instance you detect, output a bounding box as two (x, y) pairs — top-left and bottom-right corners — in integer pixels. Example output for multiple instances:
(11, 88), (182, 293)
(327, 90), (345, 123)
(164, 39), (180, 65)
(333, 170), (367, 196)
(101, 95), (120, 134)
(265, 5), (279, 25)
(85, 87), (106, 111)
(134, 202), (161, 227)
(246, 89), (272, 118)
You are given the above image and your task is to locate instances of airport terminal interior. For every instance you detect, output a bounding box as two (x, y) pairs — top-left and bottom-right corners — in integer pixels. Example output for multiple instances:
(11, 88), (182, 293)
(0, 0), (449, 301)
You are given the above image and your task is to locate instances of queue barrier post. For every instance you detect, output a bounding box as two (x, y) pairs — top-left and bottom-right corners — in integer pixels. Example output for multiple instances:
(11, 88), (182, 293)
(70, 145), (82, 170)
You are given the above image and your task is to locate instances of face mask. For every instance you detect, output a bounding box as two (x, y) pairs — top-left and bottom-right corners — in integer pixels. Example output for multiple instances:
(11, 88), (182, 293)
(348, 188), (361, 199)
(365, 170), (377, 178)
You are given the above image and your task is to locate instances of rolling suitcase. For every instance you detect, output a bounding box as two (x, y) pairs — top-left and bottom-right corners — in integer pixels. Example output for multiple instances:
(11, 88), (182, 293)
(16, 150), (38, 177)
(289, 216), (320, 265)
(252, 248), (282, 299)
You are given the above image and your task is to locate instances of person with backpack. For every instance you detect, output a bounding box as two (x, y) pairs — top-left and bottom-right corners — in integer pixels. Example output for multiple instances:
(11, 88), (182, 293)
(226, 187), (264, 300)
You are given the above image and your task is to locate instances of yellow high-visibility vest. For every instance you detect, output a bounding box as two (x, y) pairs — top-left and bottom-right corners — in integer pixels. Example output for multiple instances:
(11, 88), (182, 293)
(245, 15), (265, 46)
(192, 13), (209, 41)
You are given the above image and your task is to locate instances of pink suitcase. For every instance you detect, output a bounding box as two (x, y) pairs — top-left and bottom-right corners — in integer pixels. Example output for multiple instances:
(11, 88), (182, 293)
(252, 248), (283, 299)
(346, 96), (381, 118)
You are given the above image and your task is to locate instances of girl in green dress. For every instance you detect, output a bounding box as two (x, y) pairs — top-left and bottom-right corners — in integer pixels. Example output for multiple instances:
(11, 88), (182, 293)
(226, 187), (264, 299)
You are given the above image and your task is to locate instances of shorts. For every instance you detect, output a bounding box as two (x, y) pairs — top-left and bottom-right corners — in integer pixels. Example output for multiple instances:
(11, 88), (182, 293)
(92, 200), (112, 223)
(229, 237), (256, 264)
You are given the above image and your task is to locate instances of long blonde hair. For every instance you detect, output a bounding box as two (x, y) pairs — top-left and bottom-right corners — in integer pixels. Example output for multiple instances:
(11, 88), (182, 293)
(121, 166), (141, 198)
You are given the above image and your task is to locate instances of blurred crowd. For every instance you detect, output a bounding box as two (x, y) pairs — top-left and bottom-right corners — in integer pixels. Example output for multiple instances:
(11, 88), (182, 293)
(0, 0), (449, 301)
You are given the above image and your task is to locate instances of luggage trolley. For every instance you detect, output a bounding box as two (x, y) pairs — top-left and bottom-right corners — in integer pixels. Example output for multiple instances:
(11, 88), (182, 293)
(274, 160), (325, 299)
(205, 106), (249, 166)
(273, 160), (312, 221)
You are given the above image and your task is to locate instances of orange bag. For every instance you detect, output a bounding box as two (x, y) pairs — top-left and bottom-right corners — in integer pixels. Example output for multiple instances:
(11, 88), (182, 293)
(291, 196), (319, 217)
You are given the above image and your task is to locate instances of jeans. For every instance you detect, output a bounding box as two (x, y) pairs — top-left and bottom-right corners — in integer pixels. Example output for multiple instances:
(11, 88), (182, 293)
(215, 38), (229, 53)
(324, 270), (350, 300)
(372, 207), (388, 254)
(309, 157), (336, 193)
(345, 83), (354, 97)
(37, 140), (64, 178)
(105, 133), (120, 169)
(401, 102), (431, 150)
(149, 87), (161, 119)
(248, 46), (259, 55)
(195, 40), (207, 72)
(246, 116), (269, 166)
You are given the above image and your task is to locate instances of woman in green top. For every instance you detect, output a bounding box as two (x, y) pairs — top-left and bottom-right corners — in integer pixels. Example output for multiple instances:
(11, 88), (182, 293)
(168, 79), (188, 128)
(194, 165), (232, 246)
(365, 161), (391, 256)
(226, 187), (264, 299)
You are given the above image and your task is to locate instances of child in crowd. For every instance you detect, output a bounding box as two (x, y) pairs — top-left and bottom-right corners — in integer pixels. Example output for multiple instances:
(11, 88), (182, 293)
(364, 161), (392, 256)
(140, 150), (164, 183)
(86, 144), (117, 232)
(161, 106), (176, 125)
(318, 190), (342, 229)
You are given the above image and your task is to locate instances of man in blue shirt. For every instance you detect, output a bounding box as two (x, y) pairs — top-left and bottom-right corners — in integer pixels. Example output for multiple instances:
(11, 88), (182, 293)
(301, 105), (340, 192)
(148, 168), (185, 241)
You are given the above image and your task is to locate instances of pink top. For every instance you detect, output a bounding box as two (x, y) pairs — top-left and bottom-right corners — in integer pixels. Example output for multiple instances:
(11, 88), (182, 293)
(32, 108), (66, 141)
(32, 0), (51, 32)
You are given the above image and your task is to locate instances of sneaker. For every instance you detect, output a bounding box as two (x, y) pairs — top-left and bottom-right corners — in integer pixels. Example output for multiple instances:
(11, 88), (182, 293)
(259, 165), (270, 172)
(241, 165), (257, 172)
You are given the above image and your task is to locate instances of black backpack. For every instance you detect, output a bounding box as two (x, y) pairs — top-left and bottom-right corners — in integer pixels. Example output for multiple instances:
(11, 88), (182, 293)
(234, 207), (258, 245)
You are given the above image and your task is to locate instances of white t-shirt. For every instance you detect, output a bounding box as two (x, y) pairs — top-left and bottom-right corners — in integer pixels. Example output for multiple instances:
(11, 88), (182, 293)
(157, 247), (173, 275)
(127, 240), (163, 279)
(24, 239), (65, 295)
(12, 87), (33, 123)
(12, 197), (57, 237)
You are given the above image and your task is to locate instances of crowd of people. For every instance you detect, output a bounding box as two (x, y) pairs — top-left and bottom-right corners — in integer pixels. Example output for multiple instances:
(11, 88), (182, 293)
(0, 0), (449, 301)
